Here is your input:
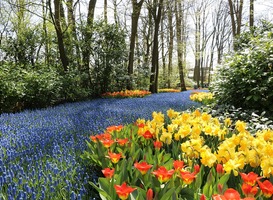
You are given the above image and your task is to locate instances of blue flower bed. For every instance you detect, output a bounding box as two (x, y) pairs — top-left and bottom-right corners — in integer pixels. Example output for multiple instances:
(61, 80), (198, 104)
(0, 90), (201, 199)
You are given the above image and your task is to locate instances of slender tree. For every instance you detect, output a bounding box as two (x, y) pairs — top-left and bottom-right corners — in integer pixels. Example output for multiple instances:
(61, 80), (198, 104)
(167, 0), (174, 88)
(250, 0), (254, 30)
(149, 0), (164, 93)
(82, 0), (97, 72)
(104, 0), (108, 23)
(175, 0), (186, 91)
(228, 0), (244, 48)
(50, 0), (69, 71)
(127, 0), (145, 90)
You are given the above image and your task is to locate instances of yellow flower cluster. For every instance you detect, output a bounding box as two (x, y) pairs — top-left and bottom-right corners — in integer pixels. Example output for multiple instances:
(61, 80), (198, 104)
(137, 109), (273, 178)
(190, 92), (214, 104)
(158, 88), (180, 93)
(101, 90), (151, 98)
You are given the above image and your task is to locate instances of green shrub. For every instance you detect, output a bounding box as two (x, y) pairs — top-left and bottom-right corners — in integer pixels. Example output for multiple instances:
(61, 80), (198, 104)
(211, 27), (273, 115)
(0, 62), (91, 113)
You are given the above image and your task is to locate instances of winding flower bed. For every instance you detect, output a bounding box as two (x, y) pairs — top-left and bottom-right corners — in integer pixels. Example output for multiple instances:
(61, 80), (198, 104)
(83, 108), (273, 200)
(101, 90), (151, 98)
(0, 91), (200, 199)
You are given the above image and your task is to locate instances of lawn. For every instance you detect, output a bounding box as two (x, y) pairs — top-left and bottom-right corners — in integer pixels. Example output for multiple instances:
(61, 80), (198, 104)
(0, 90), (202, 199)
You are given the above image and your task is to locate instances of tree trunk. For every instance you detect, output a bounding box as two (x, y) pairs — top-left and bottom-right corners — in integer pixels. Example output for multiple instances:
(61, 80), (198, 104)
(250, 0), (254, 30)
(67, 0), (81, 66)
(194, 9), (201, 88)
(175, 0), (186, 91)
(149, 0), (164, 93)
(167, 1), (174, 88)
(161, 8), (166, 88)
(104, 0), (108, 23)
(127, 0), (145, 90)
(228, 0), (244, 49)
(82, 0), (97, 72)
(53, 0), (69, 71)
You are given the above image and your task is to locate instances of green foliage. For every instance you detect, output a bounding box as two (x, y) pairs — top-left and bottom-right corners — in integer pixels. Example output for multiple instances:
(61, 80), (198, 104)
(0, 62), (90, 113)
(89, 21), (128, 95)
(211, 23), (273, 115)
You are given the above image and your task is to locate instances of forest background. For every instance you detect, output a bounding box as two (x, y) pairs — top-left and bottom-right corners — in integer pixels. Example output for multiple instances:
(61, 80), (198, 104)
(0, 0), (272, 113)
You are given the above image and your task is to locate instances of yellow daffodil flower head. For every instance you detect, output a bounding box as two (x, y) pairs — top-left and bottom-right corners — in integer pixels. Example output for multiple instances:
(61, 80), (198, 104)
(247, 149), (261, 168)
(235, 120), (247, 133)
(160, 131), (172, 145)
(223, 159), (241, 176)
(261, 156), (273, 178)
(224, 118), (232, 127)
(200, 148), (217, 167)
(152, 111), (164, 124)
(201, 113), (211, 122)
(167, 109), (179, 119)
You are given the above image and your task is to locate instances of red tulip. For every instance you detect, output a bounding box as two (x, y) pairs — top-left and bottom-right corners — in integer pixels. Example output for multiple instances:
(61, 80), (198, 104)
(134, 161), (153, 175)
(101, 139), (115, 148)
(223, 188), (241, 200)
(106, 125), (123, 133)
(200, 194), (206, 200)
(212, 194), (227, 200)
(116, 138), (129, 146)
(114, 182), (136, 200)
(173, 160), (185, 171)
(152, 166), (174, 183)
(216, 164), (224, 175)
(180, 171), (196, 184)
(146, 188), (153, 200)
(108, 152), (122, 164)
(258, 180), (273, 198)
(153, 140), (163, 150)
(194, 164), (200, 174)
(241, 183), (258, 197)
(240, 172), (260, 186)
(142, 130), (153, 139)
(101, 168), (114, 179)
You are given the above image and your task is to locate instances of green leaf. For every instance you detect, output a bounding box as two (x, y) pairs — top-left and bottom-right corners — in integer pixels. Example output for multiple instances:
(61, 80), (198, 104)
(159, 187), (176, 200)
(89, 180), (112, 200)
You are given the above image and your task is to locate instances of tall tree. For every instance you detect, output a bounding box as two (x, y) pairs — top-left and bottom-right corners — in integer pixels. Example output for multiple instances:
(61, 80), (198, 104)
(175, 0), (187, 91)
(149, 0), (164, 93)
(127, 0), (145, 89)
(160, 4), (167, 87)
(228, 0), (244, 47)
(249, 0), (254, 30)
(104, 0), (108, 23)
(193, 5), (201, 88)
(51, 0), (69, 71)
(82, 0), (97, 72)
(167, 0), (174, 88)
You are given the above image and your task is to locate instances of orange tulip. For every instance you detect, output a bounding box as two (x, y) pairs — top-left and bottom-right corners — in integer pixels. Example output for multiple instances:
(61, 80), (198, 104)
(212, 194), (227, 200)
(142, 130), (153, 139)
(240, 172), (260, 186)
(101, 168), (114, 179)
(146, 188), (153, 200)
(200, 194), (206, 200)
(106, 125), (123, 133)
(114, 182), (136, 200)
(101, 139), (115, 148)
(223, 188), (241, 200)
(134, 161), (153, 175)
(216, 164), (224, 175)
(194, 164), (200, 174)
(116, 138), (129, 146)
(241, 183), (258, 197)
(152, 166), (174, 183)
(173, 160), (185, 171)
(108, 152), (122, 164)
(153, 140), (163, 150)
(180, 171), (196, 184)
(258, 180), (273, 198)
